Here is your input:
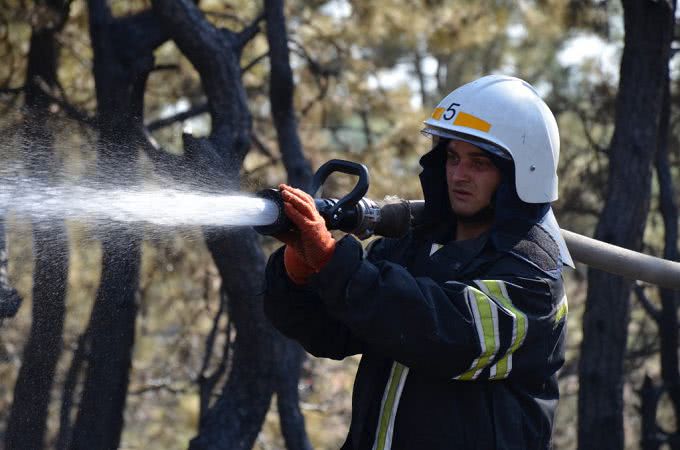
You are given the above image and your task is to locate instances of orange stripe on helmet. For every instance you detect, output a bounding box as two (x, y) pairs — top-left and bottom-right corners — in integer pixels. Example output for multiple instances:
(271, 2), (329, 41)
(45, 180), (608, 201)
(453, 112), (491, 132)
(431, 107), (445, 120)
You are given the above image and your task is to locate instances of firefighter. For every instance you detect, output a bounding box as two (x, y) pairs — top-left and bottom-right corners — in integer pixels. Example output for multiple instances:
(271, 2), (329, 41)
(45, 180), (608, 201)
(264, 75), (572, 450)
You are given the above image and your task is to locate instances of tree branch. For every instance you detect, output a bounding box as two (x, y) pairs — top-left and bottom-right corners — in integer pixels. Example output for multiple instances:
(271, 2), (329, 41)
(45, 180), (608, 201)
(56, 332), (89, 450)
(639, 375), (664, 450)
(286, 39), (338, 118)
(235, 11), (264, 51)
(46, 92), (96, 127)
(575, 106), (608, 154)
(300, 75), (328, 118)
(25, 76), (96, 127)
(146, 103), (209, 131)
(250, 130), (275, 158)
(634, 283), (662, 323)
(198, 291), (233, 423)
(129, 380), (190, 396)
(0, 86), (24, 95)
(289, 38), (341, 77)
(242, 51), (268, 74)
(203, 10), (248, 27)
(197, 292), (226, 383)
(150, 63), (180, 72)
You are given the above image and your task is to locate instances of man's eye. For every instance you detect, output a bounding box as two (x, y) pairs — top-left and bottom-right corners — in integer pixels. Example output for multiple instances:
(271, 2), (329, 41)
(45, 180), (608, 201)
(447, 153), (459, 163)
(473, 159), (491, 169)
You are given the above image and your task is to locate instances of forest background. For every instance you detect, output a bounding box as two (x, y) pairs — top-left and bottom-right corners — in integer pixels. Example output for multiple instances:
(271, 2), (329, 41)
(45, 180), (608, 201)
(0, 0), (678, 449)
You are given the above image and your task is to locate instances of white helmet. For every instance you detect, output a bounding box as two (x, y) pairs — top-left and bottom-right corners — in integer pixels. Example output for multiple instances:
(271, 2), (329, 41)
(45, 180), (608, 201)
(422, 75), (560, 204)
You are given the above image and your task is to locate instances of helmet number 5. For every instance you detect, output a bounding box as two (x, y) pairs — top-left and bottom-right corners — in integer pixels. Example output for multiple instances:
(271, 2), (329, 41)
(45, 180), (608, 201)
(443, 102), (461, 121)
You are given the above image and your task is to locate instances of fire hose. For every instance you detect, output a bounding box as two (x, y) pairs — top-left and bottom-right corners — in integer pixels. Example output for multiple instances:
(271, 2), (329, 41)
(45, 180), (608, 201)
(254, 159), (680, 290)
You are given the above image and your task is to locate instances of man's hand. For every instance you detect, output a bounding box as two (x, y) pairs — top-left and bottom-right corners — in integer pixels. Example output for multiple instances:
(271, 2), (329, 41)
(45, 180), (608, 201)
(283, 246), (315, 285)
(274, 184), (336, 283)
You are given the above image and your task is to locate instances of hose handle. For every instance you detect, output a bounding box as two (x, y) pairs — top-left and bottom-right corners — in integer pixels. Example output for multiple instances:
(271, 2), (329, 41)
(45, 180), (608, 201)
(307, 159), (370, 228)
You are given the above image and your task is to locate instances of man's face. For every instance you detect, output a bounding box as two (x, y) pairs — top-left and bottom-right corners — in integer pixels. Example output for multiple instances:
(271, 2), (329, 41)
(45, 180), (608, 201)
(445, 139), (502, 218)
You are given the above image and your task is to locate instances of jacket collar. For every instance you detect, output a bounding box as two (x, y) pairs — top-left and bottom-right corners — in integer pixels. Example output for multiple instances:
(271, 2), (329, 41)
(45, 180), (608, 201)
(413, 219), (562, 280)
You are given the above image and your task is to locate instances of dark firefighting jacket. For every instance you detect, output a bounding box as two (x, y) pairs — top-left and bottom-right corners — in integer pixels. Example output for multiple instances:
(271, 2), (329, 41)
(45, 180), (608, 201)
(263, 142), (568, 450)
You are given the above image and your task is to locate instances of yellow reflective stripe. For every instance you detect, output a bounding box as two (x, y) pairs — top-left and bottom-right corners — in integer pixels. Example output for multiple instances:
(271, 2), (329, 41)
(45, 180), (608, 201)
(456, 287), (499, 380)
(374, 362), (408, 450)
(476, 280), (528, 380)
(453, 111), (491, 132)
(554, 294), (568, 327)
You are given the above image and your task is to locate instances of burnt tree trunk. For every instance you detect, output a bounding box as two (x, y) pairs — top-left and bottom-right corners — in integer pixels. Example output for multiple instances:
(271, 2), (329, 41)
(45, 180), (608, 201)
(67, 4), (166, 449)
(640, 376), (663, 450)
(265, 0), (312, 190)
(638, 53), (680, 449)
(150, 1), (277, 449)
(654, 24), (680, 446)
(264, 1), (313, 448)
(577, 1), (674, 449)
(200, 231), (279, 450)
(5, 1), (70, 448)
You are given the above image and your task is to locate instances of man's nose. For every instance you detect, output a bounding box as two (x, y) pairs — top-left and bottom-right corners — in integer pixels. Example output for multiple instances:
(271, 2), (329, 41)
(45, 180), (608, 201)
(452, 161), (472, 182)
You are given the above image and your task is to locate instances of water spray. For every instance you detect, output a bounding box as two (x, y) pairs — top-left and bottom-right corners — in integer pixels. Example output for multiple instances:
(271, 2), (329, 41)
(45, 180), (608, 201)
(3, 156), (679, 289)
(1, 178), (279, 229)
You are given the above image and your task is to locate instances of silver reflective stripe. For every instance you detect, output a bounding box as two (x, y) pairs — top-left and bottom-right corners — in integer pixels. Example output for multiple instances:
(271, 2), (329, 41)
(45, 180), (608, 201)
(372, 362), (409, 450)
(430, 243), (443, 256)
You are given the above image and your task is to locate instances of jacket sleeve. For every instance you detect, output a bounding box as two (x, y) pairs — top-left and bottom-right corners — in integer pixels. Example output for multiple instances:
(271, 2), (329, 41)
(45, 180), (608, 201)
(263, 245), (364, 360)
(309, 235), (567, 381)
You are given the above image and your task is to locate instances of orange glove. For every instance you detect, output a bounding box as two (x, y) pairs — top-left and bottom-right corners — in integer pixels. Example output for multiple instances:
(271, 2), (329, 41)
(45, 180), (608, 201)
(283, 246), (315, 285)
(275, 184), (336, 283)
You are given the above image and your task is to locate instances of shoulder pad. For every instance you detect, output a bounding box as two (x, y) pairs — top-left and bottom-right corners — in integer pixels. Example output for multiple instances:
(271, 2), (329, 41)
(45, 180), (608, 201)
(493, 225), (561, 278)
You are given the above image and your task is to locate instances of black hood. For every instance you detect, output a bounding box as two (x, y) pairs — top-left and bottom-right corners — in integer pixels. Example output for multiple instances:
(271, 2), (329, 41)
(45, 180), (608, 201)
(418, 140), (548, 230)
(416, 140), (571, 272)
(418, 140), (455, 229)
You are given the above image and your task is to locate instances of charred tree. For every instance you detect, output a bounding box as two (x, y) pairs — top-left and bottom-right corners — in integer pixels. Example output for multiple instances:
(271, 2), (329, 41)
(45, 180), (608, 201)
(639, 16), (680, 447)
(150, 1), (275, 449)
(640, 376), (663, 450)
(152, 0), (315, 448)
(4, 1), (71, 448)
(264, 1), (313, 448)
(577, 1), (674, 449)
(65, 3), (167, 449)
(653, 46), (680, 438)
(265, 0), (312, 190)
